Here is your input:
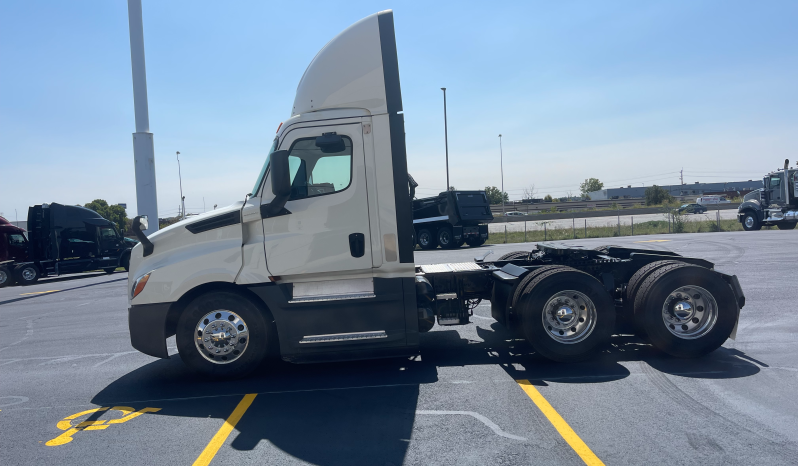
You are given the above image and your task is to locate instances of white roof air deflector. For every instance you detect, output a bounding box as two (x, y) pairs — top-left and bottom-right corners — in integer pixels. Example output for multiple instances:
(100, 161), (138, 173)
(292, 11), (394, 116)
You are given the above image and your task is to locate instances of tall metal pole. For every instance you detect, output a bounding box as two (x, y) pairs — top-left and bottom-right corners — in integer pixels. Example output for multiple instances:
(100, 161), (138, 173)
(441, 88), (450, 192)
(176, 151), (185, 219)
(127, 0), (159, 234)
(499, 134), (505, 217)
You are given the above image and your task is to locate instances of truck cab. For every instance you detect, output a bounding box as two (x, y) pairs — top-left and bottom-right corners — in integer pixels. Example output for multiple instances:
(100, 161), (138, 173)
(127, 11), (745, 378)
(738, 160), (798, 231)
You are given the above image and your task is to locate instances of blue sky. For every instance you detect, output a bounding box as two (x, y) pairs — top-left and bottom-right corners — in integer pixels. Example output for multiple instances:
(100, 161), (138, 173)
(1, 1), (797, 219)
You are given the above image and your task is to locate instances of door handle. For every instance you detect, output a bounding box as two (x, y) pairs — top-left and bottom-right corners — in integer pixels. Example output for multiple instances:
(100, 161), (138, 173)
(349, 233), (365, 258)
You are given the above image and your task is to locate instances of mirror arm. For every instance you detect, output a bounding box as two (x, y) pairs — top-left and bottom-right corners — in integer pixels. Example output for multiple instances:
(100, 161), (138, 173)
(260, 194), (292, 218)
(131, 216), (154, 257)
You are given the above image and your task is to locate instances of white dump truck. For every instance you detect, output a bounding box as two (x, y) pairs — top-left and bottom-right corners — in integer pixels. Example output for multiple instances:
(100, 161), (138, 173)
(127, 11), (745, 377)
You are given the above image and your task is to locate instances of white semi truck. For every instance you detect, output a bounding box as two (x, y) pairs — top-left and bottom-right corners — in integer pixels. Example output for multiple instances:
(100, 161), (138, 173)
(127, 11), (745, 377)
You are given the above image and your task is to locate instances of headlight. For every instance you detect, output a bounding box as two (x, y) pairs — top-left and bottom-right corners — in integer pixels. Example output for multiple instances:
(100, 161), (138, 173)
(131, 271), (153, 299)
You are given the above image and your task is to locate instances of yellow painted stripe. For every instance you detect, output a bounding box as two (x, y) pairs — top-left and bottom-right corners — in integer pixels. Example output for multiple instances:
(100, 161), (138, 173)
(20, 290), (59, 296)
(517, 380), (605, 466)
(634, 239), (671, 243)
(193, 393), (257, 466)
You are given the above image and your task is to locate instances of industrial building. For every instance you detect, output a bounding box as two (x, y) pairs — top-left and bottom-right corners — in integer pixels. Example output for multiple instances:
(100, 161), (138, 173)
(587, 180), (762, 200)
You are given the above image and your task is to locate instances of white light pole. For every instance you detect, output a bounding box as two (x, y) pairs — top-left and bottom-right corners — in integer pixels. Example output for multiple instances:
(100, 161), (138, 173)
(441, 88), (450, 192)
(127, 0), (159, 234)
(499, 134), (505, 216)
(176, 151), (185, 219)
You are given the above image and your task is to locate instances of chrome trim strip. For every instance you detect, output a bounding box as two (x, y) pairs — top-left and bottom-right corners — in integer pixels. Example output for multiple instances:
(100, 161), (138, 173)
(413, 215), (448, 224)
(299, 330), (387, 344)
(288, 292), (376, 304)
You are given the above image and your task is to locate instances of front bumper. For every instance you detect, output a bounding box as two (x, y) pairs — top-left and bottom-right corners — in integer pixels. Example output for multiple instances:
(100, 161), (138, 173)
(129, 303), (172, 359)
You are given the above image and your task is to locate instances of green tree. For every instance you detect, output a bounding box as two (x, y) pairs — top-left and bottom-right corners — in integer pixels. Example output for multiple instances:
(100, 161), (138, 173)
(644, 185), (674, 206)
(579, 178), (604, 197)
(84, 199), (128, 233)
(484, 186), (509, 204)
(543, 194), (553, 202)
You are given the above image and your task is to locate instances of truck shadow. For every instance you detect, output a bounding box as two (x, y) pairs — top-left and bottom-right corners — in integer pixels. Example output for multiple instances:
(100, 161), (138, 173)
(90, 323), (761, 464)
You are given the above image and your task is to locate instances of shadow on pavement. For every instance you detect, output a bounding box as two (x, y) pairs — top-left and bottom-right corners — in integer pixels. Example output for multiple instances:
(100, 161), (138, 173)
(90, 322), (761, 464)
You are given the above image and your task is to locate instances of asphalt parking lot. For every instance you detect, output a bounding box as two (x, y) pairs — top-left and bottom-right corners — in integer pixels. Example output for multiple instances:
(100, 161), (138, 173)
(1, 230), (796, 465)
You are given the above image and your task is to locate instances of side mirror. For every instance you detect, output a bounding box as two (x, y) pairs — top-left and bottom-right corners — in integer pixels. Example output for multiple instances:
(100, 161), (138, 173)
(270, 150), (291, 197)
(138, 216), (149, 231)
(263, 150), (292, 218)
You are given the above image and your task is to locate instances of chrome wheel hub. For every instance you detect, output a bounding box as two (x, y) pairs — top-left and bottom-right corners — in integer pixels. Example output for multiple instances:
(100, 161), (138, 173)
(0, 269), (7, 284)
(662, 285), (718, 339)
(21, 268), (35, 281)
(194, 310), (249, 364)
(745, 216), (754, 228)
(542, 290), (597, 344)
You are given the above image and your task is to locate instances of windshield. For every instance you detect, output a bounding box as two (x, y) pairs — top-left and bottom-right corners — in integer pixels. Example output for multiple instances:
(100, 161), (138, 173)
(250, 137), (280, 196)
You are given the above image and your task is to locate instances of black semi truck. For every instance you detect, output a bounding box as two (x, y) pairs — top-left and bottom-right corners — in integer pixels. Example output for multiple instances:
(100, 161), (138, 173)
(1, 203), (132, 286)
(412, 190), (493, 249)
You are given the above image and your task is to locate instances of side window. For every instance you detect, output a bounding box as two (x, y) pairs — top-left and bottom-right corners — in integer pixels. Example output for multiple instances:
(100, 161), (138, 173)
(99, 226), (118, 241)
(9, 234), (26, 247)
(286, 136), (353, 200)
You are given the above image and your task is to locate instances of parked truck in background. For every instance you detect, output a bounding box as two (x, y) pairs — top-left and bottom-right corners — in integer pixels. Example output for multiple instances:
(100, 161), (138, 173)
(0, 203), (132, 287)
(738, 159), (798, 231)
(412, 190), (492, 249)
(126, 11), (745, 378)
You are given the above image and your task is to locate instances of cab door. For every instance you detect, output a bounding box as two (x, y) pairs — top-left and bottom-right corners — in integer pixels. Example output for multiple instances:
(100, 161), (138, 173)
(261, 123), (372, 277)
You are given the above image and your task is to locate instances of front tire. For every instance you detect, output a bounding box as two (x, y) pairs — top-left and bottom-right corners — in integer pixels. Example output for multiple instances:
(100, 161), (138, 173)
(176, 291), (271, 377)
(14, 264), (39, 285)
(517, 267), (615, 362)
(742, 212), (761, 231)
(634, 264), (738, 358)
(0, 266), (14, 288)
(777, 222), (796, 230)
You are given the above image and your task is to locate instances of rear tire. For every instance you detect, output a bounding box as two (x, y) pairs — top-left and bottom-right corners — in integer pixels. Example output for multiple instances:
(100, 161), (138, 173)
(417, 228), (437, 250)
(0, 266), (14, 288)
(742, 212), (761, 231)
(517, 267), (615, 362)
(776, 222), (796, 230)
(626, 260), (689, 337)
(176, 291), (271, 377)
(437, 226), (454, 249)
(498, 251), (531, 261)
(634, 264), (738, 358)
(14, 264), (39, 286)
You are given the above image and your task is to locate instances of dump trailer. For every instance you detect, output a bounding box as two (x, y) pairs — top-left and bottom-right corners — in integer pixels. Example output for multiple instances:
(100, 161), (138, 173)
(1, 203), (132, 286)
(738, 159), (798, 231)
(127, 11), (745, 377)
(412, 190), (492, 249)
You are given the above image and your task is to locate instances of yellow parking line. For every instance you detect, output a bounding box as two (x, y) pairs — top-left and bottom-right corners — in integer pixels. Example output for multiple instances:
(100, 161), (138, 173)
(517, 380), (605, 466)
(193, 393), (257, 466)
(19, 290), (59, 295)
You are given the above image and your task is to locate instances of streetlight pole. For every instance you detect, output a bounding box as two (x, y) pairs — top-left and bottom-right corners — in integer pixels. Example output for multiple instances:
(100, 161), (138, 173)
(127, 0), (159, 234)
(441, 88), (450, 192)
(499, 134), (505, 217)
(176, 151), (185, 219)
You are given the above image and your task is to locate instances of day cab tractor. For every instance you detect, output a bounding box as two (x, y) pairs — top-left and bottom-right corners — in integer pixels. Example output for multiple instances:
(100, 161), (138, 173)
(126, 11), (745, 377)
(738, 159), (798, 231)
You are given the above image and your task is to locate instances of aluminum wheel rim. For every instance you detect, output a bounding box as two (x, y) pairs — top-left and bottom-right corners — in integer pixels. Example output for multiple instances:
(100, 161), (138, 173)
(542, 290), (597, 344)
(661, 285), (718, 340)
(194, 310), (249, 364)
(0, 269), (7, 285)
(419, 232), (431, 246)
(745, 216), (754, 228)
(21, 268), (35, 281)
(439, 231), (451, 246)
